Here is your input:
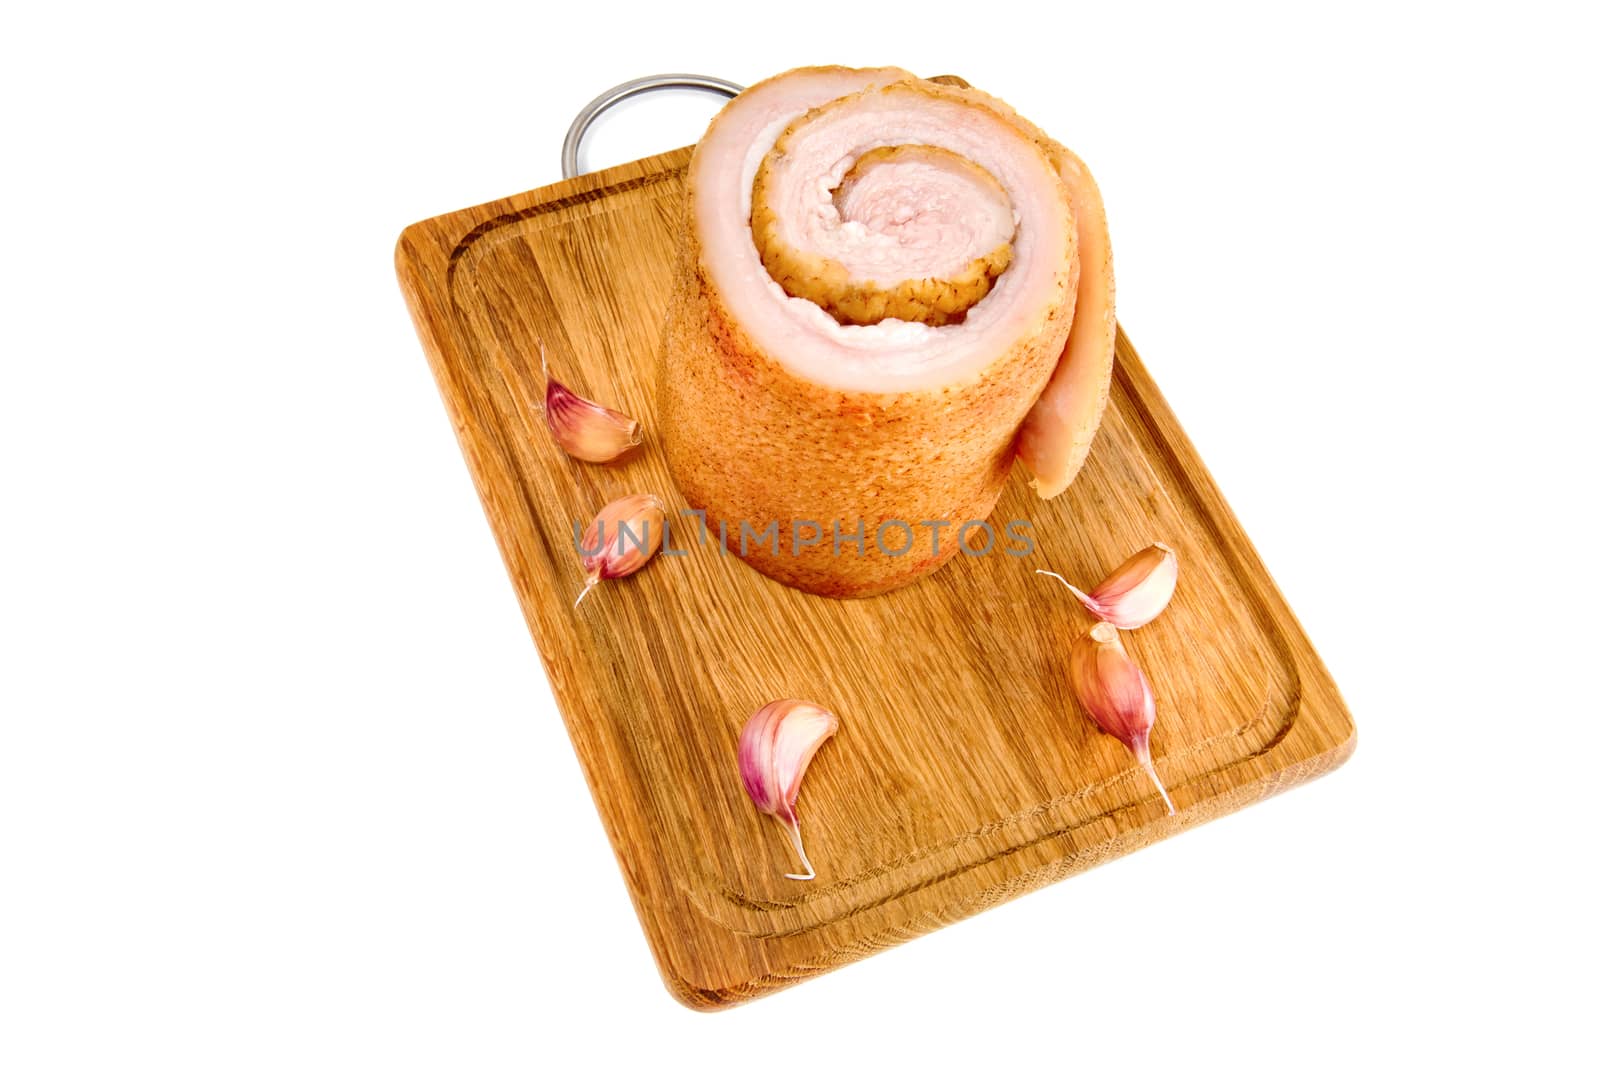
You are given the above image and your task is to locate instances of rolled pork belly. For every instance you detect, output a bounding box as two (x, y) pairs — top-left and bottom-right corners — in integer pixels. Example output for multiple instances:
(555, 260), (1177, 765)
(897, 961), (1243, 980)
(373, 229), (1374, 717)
(659, 66), (1115, 598)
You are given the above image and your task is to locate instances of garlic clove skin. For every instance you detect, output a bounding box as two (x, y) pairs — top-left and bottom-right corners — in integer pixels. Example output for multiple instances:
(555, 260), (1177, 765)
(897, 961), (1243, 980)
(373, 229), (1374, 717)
(539, 341), (642, 463)
(738, 699), (840, 881)
(575, 493), (666, 606)
(1038, 542), (1177, 629)
(1068, 622), (1175, 815)
(545, 377), (643, 463)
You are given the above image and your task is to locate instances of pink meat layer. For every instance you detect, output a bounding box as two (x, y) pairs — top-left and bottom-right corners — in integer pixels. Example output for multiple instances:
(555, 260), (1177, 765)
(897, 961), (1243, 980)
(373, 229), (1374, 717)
(781, 144), (1014, 287)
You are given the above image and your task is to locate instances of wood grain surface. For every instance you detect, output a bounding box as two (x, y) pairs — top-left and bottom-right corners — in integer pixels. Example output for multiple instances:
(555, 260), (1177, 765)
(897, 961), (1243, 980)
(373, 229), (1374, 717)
(394, 145), (1356, 1009)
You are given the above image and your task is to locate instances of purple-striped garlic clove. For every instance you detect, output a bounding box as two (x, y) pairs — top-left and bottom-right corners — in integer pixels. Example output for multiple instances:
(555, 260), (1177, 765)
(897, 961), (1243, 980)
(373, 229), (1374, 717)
(574, 494), (666, 607)
(541, 342), (642, 463)
(1068, 622), (1174, 815)
(1038, 542), (1177, 629)
(738, 699), (840, 880)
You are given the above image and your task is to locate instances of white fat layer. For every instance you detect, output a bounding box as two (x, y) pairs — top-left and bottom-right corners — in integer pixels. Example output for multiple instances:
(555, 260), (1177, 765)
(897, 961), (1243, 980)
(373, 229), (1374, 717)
(695, 69), (1072, 393)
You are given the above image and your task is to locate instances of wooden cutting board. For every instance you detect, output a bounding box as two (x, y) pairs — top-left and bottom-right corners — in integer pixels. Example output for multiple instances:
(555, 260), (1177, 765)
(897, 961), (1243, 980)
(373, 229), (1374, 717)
(395, 145), (1355, 1009)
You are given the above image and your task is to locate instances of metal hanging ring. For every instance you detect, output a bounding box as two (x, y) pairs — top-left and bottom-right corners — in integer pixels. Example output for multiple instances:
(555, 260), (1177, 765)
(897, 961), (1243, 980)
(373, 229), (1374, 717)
(561, 74), (743, 179)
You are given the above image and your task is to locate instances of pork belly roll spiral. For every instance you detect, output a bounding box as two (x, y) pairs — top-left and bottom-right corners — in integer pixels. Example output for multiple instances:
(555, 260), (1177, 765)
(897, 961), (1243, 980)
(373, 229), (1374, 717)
(659, 66), (1115, 597)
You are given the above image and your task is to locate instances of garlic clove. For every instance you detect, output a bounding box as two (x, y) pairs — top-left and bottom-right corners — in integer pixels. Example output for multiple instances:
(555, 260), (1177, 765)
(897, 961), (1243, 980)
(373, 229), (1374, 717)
(575, 493), (666, 607)
(1037, 542), (1177, 629)
(738, 699), (840, 881)
(1068, 622), (1175, 815)
(540, 342), (642, 463)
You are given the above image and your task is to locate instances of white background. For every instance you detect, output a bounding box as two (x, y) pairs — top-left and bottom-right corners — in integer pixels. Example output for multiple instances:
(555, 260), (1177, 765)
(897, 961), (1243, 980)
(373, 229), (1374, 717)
(3, 1), (1596, 1063)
